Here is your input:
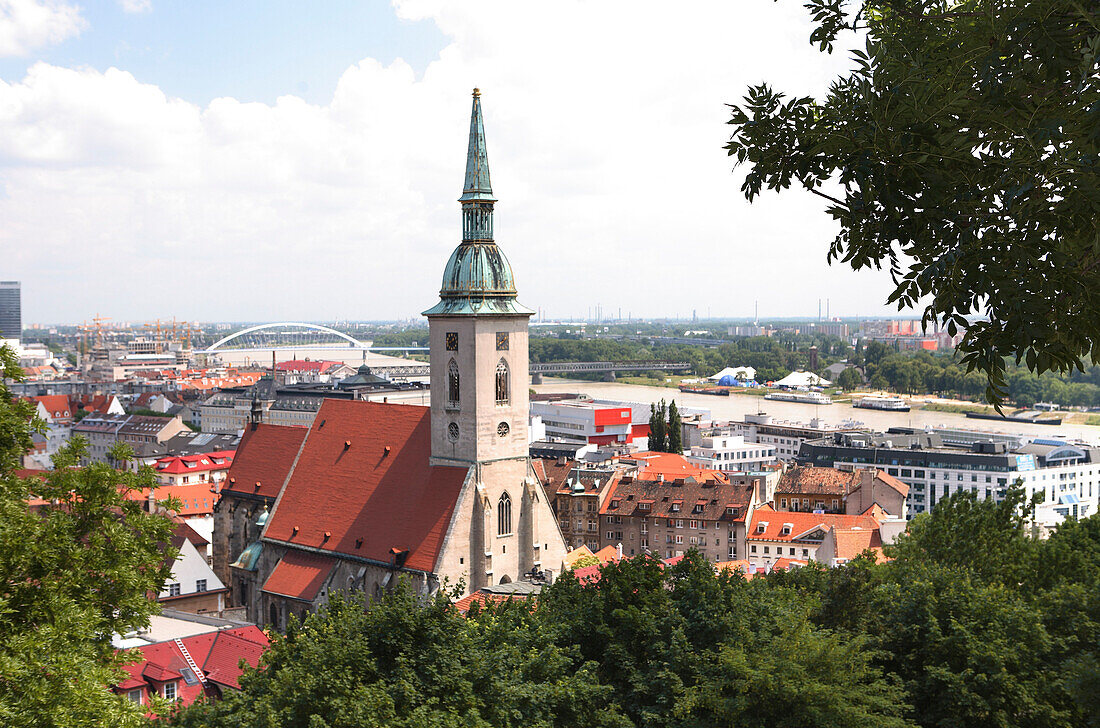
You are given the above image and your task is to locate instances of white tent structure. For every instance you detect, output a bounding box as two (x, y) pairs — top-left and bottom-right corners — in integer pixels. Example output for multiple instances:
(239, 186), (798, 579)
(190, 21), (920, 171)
(708, 366), (757, 383)
(773, 370), (831, 388)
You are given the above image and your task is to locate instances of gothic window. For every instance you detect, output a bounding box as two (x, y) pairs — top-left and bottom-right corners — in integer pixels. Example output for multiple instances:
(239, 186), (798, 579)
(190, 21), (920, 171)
(498, 492), (512, 536)
(495, 359), (509, 404)
(448, 359), (460, 406)
(268, 603), (278, 628)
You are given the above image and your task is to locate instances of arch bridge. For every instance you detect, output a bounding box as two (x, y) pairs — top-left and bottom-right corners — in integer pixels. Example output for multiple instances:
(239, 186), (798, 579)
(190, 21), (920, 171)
(200, 322), (370, 352)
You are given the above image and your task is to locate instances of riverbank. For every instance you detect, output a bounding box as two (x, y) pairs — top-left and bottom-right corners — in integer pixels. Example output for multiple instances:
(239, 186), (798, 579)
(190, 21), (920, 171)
(533, 378), (1100, 442)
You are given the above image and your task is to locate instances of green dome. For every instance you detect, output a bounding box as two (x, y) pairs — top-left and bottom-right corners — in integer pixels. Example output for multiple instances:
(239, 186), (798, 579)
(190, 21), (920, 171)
(422, 90), (533, 318)
(441, 242), (516, 297)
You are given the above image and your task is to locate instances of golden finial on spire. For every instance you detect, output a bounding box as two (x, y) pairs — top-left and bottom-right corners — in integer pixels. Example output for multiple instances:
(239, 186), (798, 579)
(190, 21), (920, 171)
(472, 87), (481, 97)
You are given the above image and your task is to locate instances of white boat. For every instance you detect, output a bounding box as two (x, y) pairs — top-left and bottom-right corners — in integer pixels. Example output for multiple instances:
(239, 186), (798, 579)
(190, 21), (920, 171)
(764, 391), (833, 405)
(853, 394), (911, 412)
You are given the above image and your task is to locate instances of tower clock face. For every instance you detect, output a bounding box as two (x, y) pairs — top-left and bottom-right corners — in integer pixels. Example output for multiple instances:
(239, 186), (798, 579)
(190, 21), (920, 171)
(496, 332), (509, 350)
(448, 422), (460, 441)
(446, 332), (458, 350)
(497, 421), (510, 437)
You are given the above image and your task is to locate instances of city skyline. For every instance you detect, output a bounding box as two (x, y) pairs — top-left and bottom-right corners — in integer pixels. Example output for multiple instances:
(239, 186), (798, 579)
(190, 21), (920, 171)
(3, 1), (910, 324)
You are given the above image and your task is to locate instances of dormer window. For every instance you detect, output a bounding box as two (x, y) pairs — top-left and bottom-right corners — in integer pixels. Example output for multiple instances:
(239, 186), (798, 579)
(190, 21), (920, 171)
(780, 523), (793, 536)
(671, 503), (681, 512)
(756, 521), (768, 534)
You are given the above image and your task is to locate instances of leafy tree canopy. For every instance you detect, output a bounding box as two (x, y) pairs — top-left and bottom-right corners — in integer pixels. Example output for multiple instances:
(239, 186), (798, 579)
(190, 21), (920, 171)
(726, 0), (1100, 403)
(0, 345), (177, 727)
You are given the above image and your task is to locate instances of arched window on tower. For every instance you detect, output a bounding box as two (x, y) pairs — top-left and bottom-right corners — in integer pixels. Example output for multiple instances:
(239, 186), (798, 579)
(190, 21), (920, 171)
(448, 359), (460, 407)
(498, 492), (512, 536)
(495, 359), (510, 405)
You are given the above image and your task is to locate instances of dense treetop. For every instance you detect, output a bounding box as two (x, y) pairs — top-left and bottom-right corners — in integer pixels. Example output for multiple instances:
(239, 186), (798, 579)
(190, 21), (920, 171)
(726, 0), (1100, 404)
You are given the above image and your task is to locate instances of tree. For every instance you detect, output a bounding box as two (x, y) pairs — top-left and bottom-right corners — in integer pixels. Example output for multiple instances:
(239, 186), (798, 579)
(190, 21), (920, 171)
(648, 400), (668, 452)
(0, 345), (178, 727)
(837, 366), (863, 391)
(170, 588), (627, 728)
(726, 0), (1100, 404)
(667, 400), (682, 453)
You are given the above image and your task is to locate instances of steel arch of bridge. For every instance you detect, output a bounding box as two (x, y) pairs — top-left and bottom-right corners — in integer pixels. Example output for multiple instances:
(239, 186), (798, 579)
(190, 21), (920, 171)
(202, 322), (369, 352)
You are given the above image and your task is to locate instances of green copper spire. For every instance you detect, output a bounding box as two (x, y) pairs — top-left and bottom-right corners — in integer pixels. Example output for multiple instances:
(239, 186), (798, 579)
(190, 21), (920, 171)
(459, 88), (495, 204)
(424, 89), (533, 317)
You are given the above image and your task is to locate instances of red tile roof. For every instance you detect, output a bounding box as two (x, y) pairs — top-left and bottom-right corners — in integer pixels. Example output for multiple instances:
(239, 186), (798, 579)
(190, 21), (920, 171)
(155, 451), (235, 475)
(531, 457), (575, 492)
(622, 451), (729, 481)
(600, 473), (754, 523)
(592, 545), (621, 564)
(275, 359), (346, 373)
(775, 466), (859, 496)
(172, 518), (209, 547)
(222, 424), (308, 500)
(261, 549), (336, 601)
(451, 591), (535, 615)
(828, 527), (885, 562)
(116, 625), (268, 706)
(27, 395), (72, 420)
(263, 400), (469, 573)
(747, 504), (881, 543)
(80, 394), (120, 414)
(124, 483), (221, 517)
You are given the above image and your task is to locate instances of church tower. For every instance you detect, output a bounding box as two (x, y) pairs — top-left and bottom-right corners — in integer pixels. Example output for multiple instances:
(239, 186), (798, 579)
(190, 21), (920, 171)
(425, 90), (561, 590)
(424, 89), (533, 466)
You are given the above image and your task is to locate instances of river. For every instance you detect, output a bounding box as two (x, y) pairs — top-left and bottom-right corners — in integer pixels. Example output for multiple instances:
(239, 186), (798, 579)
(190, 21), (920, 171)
(532, 379), (1100, 444)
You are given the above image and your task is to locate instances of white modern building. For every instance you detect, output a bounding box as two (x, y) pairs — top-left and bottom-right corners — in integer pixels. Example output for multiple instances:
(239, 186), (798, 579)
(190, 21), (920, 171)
(800, 429), (1100, 527)
(688, 434), (777, 472)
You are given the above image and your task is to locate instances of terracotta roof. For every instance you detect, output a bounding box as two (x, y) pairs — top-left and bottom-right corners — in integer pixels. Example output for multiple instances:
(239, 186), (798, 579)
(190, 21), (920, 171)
(600, 473), (754, 523)
(593, 545), (621, 564)
(622, 451), (729, 481)
(849, 469), (911, 499)
(775, 466), (859, 496)
(747, 504), (880, 543)
(27, 395), (72, 419)
(123, 482), (220, 517)
(221, 424), (308, 500)
(451, 591), (534, 615)
(263, 400), (470, 573)
(828, 527), (885, 562)
(116, 626), (268, 706)
(172, 519), (209, 547)
(261, 549), (336, 602)
(532, 457), (575, 492)
(80, 394), (120, 414)
(275, 359), (346, 373)
(155, 450), (235, 474)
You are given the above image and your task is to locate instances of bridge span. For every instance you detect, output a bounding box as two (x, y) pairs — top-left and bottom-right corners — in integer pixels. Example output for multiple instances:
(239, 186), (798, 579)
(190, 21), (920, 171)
(368, 360), (691, 383)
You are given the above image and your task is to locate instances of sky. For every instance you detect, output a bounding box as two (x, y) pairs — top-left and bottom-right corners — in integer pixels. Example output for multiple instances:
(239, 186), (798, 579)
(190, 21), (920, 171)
(0, 0), (909, 325)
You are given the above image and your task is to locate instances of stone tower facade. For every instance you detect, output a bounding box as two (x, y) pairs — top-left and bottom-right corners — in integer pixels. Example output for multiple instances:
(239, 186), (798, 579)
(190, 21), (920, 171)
(424, 89), (561, 590)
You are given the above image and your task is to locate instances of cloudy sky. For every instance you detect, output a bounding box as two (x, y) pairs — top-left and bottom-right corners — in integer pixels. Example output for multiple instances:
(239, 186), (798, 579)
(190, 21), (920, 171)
(0, 0), (906, 325)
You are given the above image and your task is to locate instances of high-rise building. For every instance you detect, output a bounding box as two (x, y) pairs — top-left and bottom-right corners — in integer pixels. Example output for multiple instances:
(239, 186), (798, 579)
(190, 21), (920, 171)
(0, 281), (21, 342)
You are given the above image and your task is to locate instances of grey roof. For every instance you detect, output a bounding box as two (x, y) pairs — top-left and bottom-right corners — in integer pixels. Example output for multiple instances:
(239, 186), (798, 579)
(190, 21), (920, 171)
(480, 581), (542, 596)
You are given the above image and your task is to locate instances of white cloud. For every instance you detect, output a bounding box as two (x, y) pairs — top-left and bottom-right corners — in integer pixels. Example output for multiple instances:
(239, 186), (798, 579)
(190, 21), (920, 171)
(0, 0), (903, 324)
(117, 0), (151, 13)
(0, 0), (83, 56)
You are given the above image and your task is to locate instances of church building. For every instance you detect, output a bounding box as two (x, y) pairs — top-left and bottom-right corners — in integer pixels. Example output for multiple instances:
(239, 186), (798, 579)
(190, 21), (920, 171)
(212, 90), (568, 629)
